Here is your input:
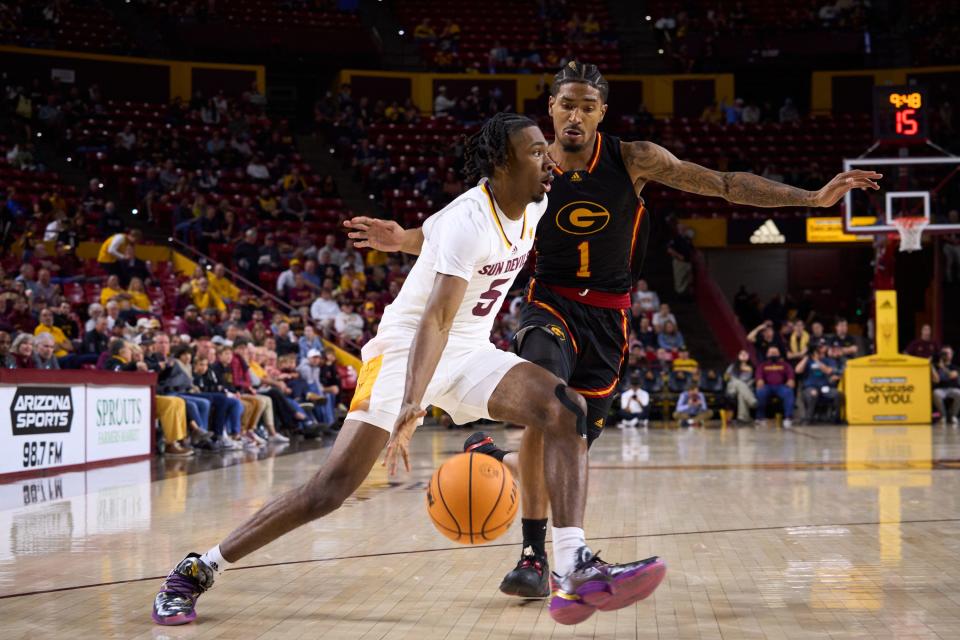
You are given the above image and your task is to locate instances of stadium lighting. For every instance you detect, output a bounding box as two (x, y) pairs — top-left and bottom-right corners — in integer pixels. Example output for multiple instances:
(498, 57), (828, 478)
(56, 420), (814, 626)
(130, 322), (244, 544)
(398, 29), (405, 36)
(132, 208), (139, 215)
(329, 148), (335, 154)
(66, 157), (72, 162)
(646, 15), (652, 21)
(36, 132), (42, 137)
(98, 183), (104, 188)
(658, 49), (664, 54)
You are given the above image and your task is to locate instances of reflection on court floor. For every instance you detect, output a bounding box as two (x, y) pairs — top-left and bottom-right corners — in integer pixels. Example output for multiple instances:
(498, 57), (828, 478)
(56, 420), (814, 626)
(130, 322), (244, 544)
(2, 424), (960, 639)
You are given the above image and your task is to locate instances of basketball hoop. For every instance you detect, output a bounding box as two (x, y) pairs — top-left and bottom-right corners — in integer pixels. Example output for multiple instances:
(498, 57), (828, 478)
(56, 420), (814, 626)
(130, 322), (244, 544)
(892, 217), (928, 252)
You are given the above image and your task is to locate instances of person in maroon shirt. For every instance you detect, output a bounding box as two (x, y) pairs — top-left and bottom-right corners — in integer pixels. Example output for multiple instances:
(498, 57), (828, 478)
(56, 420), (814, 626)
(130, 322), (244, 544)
(905, 323), (938, 360)
(755, 345), (796, 427)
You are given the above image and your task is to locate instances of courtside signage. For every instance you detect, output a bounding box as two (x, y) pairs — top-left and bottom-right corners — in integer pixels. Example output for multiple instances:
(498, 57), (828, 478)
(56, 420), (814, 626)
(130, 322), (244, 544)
(1, 386), (86, 474)
(86, 386), (152, 462)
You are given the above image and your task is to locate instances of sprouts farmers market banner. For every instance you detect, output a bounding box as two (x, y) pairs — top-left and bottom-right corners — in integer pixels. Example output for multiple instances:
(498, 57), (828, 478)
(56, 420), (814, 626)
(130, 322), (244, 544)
(1, 380), (152, 475)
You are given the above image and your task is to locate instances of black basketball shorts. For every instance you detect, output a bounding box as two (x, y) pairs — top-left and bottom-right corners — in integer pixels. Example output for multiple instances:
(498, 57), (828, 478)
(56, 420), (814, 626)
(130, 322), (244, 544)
(514, 281), (630, 446)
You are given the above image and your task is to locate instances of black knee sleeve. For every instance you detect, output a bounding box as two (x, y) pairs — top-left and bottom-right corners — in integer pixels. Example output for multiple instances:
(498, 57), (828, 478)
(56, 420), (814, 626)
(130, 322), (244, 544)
(554, 384), (587, 439)
(515, 326), (569, 379)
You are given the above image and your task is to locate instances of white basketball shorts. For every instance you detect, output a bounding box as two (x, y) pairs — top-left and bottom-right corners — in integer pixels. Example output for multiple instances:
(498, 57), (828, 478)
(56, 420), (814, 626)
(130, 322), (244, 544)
(346, 329), (526, 433)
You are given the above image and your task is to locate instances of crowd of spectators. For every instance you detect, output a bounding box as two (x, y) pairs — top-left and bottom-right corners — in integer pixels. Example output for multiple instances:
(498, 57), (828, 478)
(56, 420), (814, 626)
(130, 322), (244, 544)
(0, 228), (353, 457)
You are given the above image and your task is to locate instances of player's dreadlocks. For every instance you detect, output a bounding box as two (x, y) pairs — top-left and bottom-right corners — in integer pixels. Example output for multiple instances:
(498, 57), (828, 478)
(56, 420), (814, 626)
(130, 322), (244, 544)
(551, 60), (609, 102)
(463, 112), (537, 184)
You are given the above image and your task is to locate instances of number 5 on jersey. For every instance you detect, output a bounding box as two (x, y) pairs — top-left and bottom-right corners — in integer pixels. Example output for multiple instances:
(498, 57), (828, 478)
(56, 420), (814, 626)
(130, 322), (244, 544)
(472, 278), (511, 317)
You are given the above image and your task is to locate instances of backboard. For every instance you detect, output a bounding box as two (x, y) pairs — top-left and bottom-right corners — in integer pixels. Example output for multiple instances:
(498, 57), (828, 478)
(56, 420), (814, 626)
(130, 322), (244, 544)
(842, 156), (960, 235)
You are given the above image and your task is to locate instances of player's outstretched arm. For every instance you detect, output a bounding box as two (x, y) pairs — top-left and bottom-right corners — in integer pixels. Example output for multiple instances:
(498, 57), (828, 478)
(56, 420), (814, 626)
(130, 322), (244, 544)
(622, 140), (881, 208)
(344, 217), (424, 255)
(383, 273), (468, 475)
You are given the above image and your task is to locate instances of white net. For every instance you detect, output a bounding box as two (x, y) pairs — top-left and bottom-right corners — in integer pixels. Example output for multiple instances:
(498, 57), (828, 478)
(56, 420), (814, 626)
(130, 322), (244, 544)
(892, 217), (929, 252)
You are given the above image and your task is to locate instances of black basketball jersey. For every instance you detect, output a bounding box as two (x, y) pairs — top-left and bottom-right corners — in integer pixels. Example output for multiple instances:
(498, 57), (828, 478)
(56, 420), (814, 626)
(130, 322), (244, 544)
(534, 133), (649, 294)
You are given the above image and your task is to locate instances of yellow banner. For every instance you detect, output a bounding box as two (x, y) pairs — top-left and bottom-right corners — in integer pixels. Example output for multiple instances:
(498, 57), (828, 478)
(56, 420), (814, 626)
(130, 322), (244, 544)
(806, 217), (876, 243)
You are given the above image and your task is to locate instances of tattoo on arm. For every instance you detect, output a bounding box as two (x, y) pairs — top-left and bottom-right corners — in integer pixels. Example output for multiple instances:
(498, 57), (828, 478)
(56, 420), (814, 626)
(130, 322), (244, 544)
(625, 141), (816, 207)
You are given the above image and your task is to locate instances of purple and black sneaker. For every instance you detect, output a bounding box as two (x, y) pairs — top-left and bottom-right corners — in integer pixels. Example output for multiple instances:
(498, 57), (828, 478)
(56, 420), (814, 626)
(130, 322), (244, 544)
(151, 553), (215, 625)
(548, 547), (666, 625)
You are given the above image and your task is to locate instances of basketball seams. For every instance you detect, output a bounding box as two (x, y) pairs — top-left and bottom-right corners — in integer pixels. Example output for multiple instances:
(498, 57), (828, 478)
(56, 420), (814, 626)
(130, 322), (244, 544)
(467, 452), (474, 545)
(434, 463), (462, 540)
(480, 460), (507, 540)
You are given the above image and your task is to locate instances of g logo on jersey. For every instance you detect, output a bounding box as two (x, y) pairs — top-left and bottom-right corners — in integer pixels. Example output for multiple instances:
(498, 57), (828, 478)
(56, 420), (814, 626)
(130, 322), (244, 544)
(556, 201), (611, 236)
(548, 324), (566, 341)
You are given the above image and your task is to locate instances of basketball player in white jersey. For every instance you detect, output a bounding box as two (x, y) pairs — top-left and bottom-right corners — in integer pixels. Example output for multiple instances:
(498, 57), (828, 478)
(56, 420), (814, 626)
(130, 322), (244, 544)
(151, 113), (664, 628)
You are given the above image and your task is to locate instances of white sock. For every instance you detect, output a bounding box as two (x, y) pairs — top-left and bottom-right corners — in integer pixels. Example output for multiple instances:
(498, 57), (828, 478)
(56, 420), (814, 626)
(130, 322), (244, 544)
(200, 545), (231, 575)
(551, 526), (587, 576)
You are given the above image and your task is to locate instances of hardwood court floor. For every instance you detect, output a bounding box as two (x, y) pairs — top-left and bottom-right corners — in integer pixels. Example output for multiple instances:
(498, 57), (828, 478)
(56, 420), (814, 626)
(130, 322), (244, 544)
(3, 423), (960, 639)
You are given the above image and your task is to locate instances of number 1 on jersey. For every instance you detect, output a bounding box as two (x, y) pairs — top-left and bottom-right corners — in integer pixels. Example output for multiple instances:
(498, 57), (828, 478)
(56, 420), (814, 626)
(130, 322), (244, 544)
(576, 241), (591, 278)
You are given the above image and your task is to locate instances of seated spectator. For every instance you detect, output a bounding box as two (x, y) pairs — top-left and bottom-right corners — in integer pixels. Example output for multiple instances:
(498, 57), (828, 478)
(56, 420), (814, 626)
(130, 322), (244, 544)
(319, 175), (340, 199)
(53, 300), (81, 343)
(83, 316), (111, 355)
(618, 372), (650, 428)
(0, 331), (13, 368)
(273, 322), (299, 358)
(414, 17), (436, 41)
(126, 277), (152, 312)
(310, 288), (340, 332)
(177, 305), (208, 338)
(296, 349), (336, 426)
(633, 279), (659, 315)
(100, 274), (128, 307)
(286, 273), (314, 307)
(747, 321), (783, 361)
(906, 323), (939, 360)
(103, 339), (147, 372)
(280, 166), (307, 193)
(795, 339), (842, 423)
(247, 155), (271, 182)
(277, 259), (304, 297)
(724, 349), (757, 423)
(786, 319), (810, 365)
(339, 262), (366, 292)
(10, 334), (35, 368)
(335, 300), (364, 343)
(434, 86), (455, 116)
(652, 303), (677, 332)
(298, 324), (324, 360)
(32, 333), (60, 370)
(933, 346), (960, 425)
(208, 264), (240, 305)
(192, 278), (226, 313)
(755, 346), (795, 426)
(828, 318), (859, 359)
(672, 347), (699, 374)
(657, 320), (684, 352)
(674, 386), (711, 427)
(34, 307), (72, 359)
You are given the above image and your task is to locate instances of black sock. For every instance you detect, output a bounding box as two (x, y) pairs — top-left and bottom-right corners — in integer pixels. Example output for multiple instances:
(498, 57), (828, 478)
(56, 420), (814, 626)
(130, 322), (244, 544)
(521, 518), (548, 559)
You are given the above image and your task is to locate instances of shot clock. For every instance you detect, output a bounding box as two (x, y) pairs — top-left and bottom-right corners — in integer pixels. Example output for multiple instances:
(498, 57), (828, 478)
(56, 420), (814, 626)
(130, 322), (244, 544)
(873, 85), (928, 142)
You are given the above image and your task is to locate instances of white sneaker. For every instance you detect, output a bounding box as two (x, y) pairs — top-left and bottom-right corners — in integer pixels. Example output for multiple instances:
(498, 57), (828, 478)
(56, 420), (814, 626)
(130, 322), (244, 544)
(269, 433), (290, 443)
(616, 422), (627, 430)
(226, 437), (244, 450)
(628, 418), (640, 428)
(950, 416), (959, 426)
(783, 419), (793, 428)
(251, 431), (267, 445)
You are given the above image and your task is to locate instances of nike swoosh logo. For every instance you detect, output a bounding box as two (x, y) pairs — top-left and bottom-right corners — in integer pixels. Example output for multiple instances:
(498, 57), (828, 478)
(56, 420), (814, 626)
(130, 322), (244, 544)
(578, 289), (589, 297)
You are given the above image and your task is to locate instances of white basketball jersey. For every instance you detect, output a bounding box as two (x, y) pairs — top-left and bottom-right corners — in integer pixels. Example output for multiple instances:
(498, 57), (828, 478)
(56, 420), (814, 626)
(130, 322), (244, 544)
(380, 180), (547, 343)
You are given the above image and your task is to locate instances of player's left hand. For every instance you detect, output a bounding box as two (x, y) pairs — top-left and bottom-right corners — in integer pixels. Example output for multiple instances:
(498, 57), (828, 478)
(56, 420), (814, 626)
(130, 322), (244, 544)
(344, 216), (406, 252)
(814, 170), (883, 207)
(383, 402), (426, 475)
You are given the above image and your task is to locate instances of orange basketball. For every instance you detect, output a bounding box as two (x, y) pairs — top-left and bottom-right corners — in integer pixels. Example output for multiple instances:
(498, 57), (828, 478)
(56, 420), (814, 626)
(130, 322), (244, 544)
(426, 452), (518, 544)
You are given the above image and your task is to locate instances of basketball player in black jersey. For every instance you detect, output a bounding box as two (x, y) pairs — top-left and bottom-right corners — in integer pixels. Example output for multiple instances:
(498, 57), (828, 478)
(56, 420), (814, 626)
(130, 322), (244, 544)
(346, 62), (881, 599)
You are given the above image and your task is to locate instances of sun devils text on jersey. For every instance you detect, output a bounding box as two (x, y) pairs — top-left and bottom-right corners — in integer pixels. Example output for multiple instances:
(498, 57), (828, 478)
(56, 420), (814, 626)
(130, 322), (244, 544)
(534, 132), (649, 294)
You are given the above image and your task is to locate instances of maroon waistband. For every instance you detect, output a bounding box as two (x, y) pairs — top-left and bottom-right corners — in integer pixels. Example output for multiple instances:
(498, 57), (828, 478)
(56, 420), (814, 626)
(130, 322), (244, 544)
(539, 282), (631, 310)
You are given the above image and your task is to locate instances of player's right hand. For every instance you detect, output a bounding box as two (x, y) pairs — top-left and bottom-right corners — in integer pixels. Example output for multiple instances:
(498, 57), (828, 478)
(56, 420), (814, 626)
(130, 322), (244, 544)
(383, 402), (426, 476)
(344, 216), (406, 252)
